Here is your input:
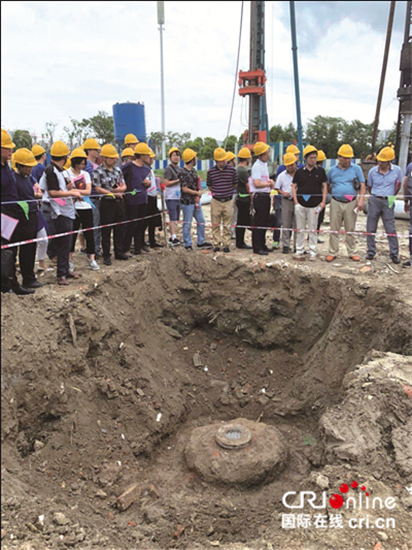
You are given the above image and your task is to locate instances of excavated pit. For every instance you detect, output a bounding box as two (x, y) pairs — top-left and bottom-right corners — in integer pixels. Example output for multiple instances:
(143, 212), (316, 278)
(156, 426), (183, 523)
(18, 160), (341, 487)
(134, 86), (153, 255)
(1, 252), (412, 550)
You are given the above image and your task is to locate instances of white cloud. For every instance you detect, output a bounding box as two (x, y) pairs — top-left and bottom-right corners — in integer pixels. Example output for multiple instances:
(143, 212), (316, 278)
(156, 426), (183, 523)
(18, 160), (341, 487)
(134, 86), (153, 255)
(1, 0), (404, 145)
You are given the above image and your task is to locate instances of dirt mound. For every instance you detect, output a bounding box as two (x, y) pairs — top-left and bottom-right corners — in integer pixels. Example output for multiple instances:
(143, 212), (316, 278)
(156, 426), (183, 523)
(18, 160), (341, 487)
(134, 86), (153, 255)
(1, 251), (412, 549)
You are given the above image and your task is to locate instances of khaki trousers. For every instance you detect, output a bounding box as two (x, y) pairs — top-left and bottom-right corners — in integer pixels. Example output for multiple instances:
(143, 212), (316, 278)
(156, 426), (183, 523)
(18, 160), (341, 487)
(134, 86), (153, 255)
(329, 198), (358, 257)
(211, 198), (233, 248)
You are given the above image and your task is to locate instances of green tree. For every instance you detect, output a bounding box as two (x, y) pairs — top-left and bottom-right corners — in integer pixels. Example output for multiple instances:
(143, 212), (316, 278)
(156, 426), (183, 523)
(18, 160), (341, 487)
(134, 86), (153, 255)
(269, 124), (284, 143)
(304, 116), (345, 158)
(41, 121), (59, 149)
(200, 137), (219, 160)
(224, 135), (238, 152)
(148, 131), (166, 155)
(283, 122), (297, 143)
(12, 130), (33, 150)
(165, 131), (191, 152)
(86, 111), (114, 144)
(342, 119), (373, 157)
(63, 117), (91, 149)
(185, 137), (204, 153)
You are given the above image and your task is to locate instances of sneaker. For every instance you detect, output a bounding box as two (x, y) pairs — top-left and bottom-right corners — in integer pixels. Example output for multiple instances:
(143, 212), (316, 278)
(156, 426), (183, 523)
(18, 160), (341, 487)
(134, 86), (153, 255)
(185, 246), (193, 251)
(103, 257), (112, 266)
(402, 260), (412, 268)
(89, 259), (100, 270)
(282, 247), (289, 254)
(309, 254), (317, 261)
(213, 247), (220, 253)
(169, 238), (181, 246)
(198, 242), (213, 249)
(69, 260), (75, 272)
(272, 241), (280, 250)
(390, 254), (400, 265)
(366, 253), (375, 260)
(223, 247), (230, 253)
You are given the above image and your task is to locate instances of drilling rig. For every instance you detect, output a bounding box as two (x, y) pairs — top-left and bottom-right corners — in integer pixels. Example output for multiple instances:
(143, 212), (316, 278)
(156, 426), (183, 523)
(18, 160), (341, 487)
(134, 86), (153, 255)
(238, 1), (269, 146)
(395, 0), (412, 174)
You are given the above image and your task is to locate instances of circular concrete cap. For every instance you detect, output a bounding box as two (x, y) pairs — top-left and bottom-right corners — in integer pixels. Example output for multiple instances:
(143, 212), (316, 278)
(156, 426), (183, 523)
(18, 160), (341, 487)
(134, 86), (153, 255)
(215, 423), (252, 450)
(185, 418), (288, 487)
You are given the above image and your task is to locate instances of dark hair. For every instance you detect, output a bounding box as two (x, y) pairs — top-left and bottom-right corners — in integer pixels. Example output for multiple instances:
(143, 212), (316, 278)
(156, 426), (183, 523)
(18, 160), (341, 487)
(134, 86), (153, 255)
(83, 148), (98, 156)
(71, 157), (86, 169)
(34, 153), (45, 161)
(52, 155), (68, 162)
(134, 153), (142, 159)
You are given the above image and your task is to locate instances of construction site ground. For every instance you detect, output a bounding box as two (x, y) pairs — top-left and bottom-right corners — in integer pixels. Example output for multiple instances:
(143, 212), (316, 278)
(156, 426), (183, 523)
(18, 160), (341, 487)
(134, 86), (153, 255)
(1, 204), (412, 550)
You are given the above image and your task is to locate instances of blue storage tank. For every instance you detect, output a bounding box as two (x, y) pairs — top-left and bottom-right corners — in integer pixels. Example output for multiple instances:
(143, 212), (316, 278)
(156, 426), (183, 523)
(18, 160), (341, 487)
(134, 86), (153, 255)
(112, 102), (146, 144)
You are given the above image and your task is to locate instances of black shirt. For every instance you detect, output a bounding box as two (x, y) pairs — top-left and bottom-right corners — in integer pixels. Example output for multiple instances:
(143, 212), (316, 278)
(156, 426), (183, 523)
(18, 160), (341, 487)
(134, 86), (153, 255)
(293, 166), (327, 208)
(1, 162), (19, 214)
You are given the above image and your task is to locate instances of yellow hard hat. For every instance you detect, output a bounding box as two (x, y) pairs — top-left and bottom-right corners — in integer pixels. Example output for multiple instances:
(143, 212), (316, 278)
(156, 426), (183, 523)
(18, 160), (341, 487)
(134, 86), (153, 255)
(283, 152), (298, 166)
(64, 159), (71, 170)
(134, 142), (152, 155)
(11, 153), (16, 171)
(83, 138), (101, 150)
(303, 145), (317, 158)
(149, 148), (156, 158)
(1, 129), (15, 149)
(182, 148), (197, 163)
(214, 148), (228, 162)
(376, 146), (395, 162)
(225, 151), (236, 162)
(121, 147), (135, 158)
(124, 133), (139, 145)
(316, 150), (326, 162)
(286, 144), (300, 155)
(337, 144), (354, 158)
(32, 144), (46, 156)
(168, 147), (181, 157)
(238, 147), (252, 159)
(100, 144), (119, 158)
(253, 141), (270, 156)
(51, 140), (70, 157)
(70, 147), (88, 160)
(14, 148), (38, 167)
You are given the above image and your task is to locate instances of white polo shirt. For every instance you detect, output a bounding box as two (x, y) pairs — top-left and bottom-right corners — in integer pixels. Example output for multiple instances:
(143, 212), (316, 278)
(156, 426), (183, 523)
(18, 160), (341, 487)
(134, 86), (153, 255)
(250, 159), (271, 193)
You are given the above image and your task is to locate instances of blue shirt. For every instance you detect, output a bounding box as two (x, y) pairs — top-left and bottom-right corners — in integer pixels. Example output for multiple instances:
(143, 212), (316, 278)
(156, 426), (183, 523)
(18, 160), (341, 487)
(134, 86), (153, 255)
(32, 163), (45, 183)
(405, 162), (412, 178)
(121, 162), (150, 205)
(367, 164), (402, 196)
(327, 163), (364, 201)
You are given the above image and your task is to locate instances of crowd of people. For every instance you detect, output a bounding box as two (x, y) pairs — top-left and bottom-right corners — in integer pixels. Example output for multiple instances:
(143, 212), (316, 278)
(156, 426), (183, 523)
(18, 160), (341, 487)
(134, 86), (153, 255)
(1, 128), (411, 295)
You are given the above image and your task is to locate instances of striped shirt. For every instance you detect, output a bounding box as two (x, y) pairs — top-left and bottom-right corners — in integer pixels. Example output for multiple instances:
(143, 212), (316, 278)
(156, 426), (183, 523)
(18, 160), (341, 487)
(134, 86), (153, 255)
(206, 164), (238, 199)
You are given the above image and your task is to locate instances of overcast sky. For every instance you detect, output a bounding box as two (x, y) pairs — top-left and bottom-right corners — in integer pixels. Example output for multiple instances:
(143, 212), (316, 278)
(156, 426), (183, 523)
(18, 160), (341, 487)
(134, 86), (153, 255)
(1, 1), (407, 143)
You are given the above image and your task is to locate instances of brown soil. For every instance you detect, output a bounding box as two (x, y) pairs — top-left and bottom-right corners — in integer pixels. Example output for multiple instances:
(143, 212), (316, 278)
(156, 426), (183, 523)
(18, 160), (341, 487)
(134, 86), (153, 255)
(1, 240), (412, 550)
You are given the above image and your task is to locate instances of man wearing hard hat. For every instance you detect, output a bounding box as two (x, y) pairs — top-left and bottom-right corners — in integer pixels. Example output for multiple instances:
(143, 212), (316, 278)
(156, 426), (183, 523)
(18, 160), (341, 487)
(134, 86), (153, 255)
(163, 147), (182, 246)
(366, 145), (402, 264)
(292, 145), (327, 260)
(326, 144), (365, 262)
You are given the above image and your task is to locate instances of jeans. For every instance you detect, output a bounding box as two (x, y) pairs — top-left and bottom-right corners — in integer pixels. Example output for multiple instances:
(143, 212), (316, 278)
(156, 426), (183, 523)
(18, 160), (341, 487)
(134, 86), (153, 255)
(54, 215), (74, 278)
(366, 195), (399, 257)
(182, 203), (206, 247)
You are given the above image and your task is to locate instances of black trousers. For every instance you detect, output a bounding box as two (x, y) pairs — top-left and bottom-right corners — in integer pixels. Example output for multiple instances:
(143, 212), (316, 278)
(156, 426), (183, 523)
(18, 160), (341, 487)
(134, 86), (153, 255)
(144, 195), (162, 245)
(1, 207), (20, 292)
(100, 198), (125, 259)
(54, 215), (73, 278)
(71, 209), (95, 255)
(124, 203), (148, 252)
(40, 202), (57, 260)
(236, 197), (251, 247)
(252, 193), (271, 252)
(18, 212), (38, 286)
(271, 195), (282, 242)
